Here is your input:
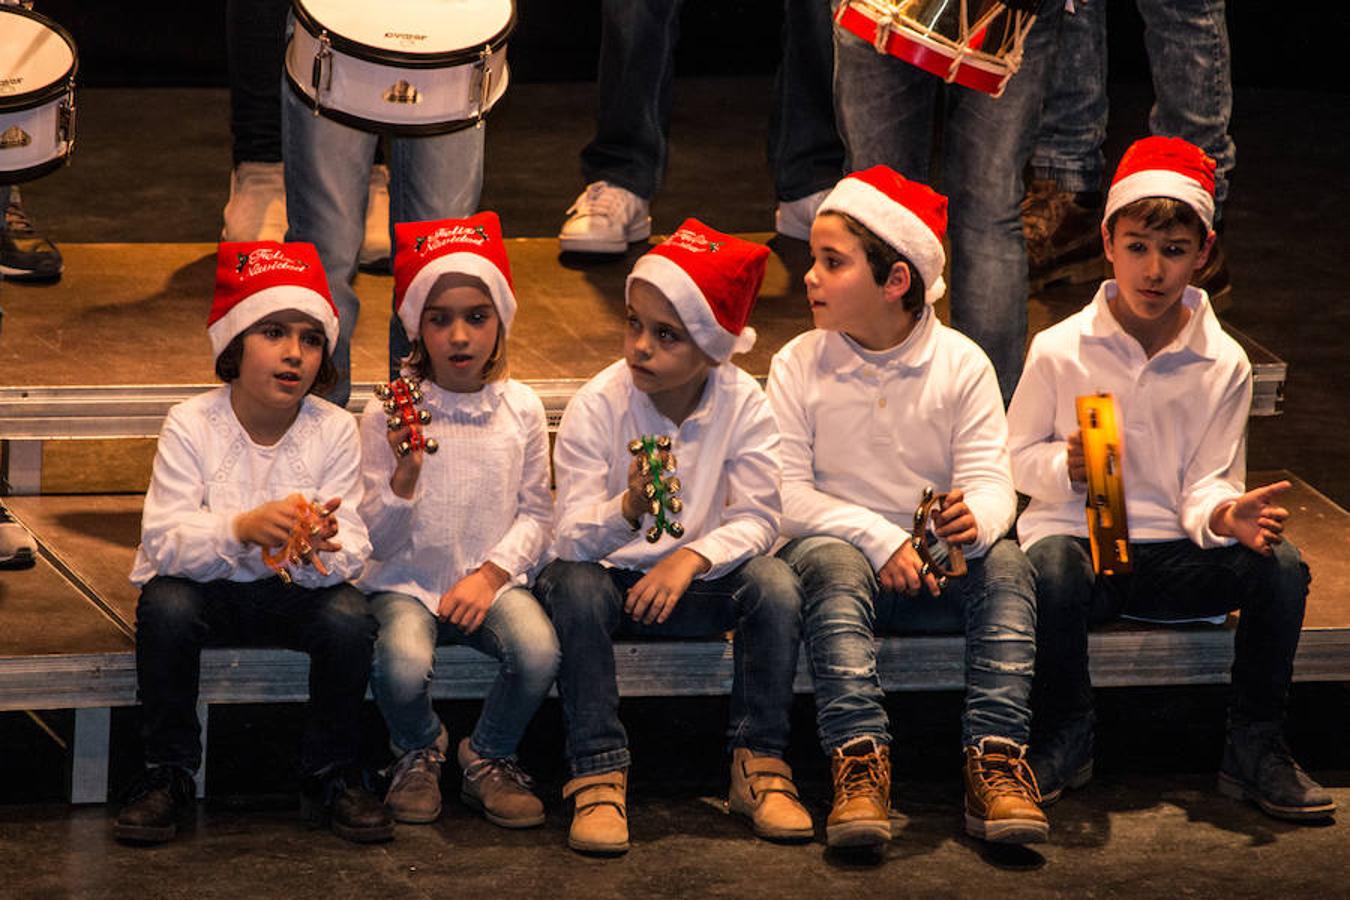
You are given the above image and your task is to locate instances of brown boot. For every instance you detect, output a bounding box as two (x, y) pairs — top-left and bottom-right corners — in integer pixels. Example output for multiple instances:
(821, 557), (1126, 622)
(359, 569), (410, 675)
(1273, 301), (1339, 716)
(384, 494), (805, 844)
(458, 738), (545, 829)
(826, 736), (892, 849)
(384, 726), (449, 824)
(1021, 177), (1105, 292)
(727, 748), (813, 842)
(562, 769), (629, 855)
(963, 737), (1049, 844)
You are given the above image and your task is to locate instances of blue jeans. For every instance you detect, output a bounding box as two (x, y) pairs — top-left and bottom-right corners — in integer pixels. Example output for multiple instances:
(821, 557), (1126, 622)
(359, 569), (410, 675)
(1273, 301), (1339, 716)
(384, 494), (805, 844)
(135, 575), (376, 775)
(583, 0), (841, 202)
(1027, 536), (1308, 730)
(780, 535), (1037, 749)
(1032, 0), (1234, 212)
(535, 557), (803, 777)
(368, 588), (560, 759)
(281, 79), (485, 407)
(832, 0), (1064, 403)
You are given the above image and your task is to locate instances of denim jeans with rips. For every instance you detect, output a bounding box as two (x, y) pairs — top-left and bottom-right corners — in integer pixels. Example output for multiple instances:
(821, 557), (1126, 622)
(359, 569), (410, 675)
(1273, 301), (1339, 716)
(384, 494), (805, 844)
(831, 0), (1064, 402)
(1027, 536), (1308, 730)
(535, 556), (803, 777)
(368, 588), (560, 759)
(779, 535), (1038, 751)
(1031, 0), (1234, 212)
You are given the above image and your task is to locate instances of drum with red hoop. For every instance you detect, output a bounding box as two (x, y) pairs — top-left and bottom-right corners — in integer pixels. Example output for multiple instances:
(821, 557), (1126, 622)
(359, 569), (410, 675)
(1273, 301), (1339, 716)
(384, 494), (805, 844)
(0, 5), (78, 183)
(835, 0), (1041, 98)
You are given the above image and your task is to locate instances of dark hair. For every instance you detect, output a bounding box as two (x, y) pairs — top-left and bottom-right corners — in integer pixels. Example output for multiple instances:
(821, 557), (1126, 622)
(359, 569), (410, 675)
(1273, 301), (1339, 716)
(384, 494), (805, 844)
(214, 331), (339, 397)
(1105, 196), (1207, 242)
(824, 211), (926, 317)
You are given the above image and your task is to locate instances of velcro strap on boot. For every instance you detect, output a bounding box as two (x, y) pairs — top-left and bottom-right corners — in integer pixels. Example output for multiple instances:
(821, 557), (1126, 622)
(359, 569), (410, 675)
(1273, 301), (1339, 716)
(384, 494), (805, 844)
(741, 756), (801, 801)
(563, 773), (627, 815)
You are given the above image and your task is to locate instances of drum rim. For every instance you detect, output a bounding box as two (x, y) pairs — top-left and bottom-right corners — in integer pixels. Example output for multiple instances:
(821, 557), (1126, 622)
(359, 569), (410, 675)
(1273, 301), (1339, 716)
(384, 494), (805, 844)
(283, 66), (508, 136)
(0, 6), (78, 112)
(0, 154), (67, 186)
(292, 0), (516, 69)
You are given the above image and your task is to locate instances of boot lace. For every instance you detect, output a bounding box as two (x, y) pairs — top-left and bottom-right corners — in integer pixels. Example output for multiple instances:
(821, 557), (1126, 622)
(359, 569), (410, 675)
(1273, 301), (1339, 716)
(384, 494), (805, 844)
(569, 182), (630, 220)
(978, 750), (1043, 803)
(464, 755), (535, 791)
(834, 751), (886, 801)
(4, 192), (38, 237)
(389, 747), (444, 785)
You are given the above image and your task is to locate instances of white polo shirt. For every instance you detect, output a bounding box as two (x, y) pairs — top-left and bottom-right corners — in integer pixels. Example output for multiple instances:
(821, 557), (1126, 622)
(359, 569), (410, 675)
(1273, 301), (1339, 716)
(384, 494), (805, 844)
(1008, 281), (1250, 552)
(550, 359), (782, 580)
(768, 308), (1015, 568)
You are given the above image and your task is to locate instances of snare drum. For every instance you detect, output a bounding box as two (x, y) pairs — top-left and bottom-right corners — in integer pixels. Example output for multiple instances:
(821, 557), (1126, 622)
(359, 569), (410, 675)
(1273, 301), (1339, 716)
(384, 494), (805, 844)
(285, 0), (515, 136)
(0, 6), (78, 183)
(835, 0), (1040, 98)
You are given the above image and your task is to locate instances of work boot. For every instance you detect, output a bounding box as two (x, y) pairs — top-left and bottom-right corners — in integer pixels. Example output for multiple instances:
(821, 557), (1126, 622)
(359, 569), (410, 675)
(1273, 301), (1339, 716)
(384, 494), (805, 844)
(0, 504), (37, 570)
(558, 181), (651, 254)
(774, 187), (832, 241)
(727, 747), (813, 842)
(458, 738), (545, 828)
(562, 769), (629, 855)
(113, 765), (196, 844)
(1218, 721), (1336, 822)
(1021, 177), (1103, 292)
(963, 737), (1048, 844)
(358, 163), (391, 273)
(1028, 713), (1094, 806)
(1, 186), (63, 283)
(384, 732), (447, 824)
(221, 161), (287, 243)
(303, 766), (396, 843)
(1192, 230), (1232, 311)
(826, 736), (892, 849)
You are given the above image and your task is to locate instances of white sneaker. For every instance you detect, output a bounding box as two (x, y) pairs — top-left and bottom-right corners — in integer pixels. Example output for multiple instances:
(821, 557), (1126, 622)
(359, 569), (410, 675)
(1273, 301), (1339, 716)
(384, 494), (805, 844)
(222, 161), (288, 243)
(359, 164), (391, 272)
(0, 505), (36, 570)
(775, 187), (833, 242)
(559, 181), (652, 254)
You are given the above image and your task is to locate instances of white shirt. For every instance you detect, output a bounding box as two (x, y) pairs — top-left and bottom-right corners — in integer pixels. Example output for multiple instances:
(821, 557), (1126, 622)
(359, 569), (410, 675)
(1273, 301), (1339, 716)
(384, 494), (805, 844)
(356, 379), (553, 613)
(550, 359), (782, 580)
(1008, 281), (1250, 552)
(767, 308), (1015, 568)
(131, 386), (370, 588)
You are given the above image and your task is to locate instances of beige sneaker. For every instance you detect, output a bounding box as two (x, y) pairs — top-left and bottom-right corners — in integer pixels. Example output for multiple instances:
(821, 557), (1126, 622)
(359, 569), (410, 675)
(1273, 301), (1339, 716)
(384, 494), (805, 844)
(727, 748), (813, 841)
(562, 769), (629, 855)
(558, 181), (651, 254)
(457, 738), (545, 828)
(221, 161), (287, 243)
(358, 164), (391, 272)
(774, 187), (831, 241)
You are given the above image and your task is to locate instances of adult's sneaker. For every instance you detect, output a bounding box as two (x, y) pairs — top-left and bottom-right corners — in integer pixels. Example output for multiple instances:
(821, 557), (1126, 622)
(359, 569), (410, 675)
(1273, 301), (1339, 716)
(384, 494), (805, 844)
(221, 161), (288, 243)
(358, 164), (392, 273)
(1, 187), (63, 283)
(113, 765), (196, 844)
(0, 504), (37, 570)
(775, 188), (832, 241)
(558, 181), (651, 254)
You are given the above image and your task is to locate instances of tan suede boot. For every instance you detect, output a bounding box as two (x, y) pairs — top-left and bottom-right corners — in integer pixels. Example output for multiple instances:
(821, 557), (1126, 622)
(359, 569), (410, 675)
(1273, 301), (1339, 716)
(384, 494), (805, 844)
(727, 748), (814, 842)
(826, 736), (892, 849)
(963, 737), (1049, 844)
(458, 738), (545, 829)
(562, 769), (629, 855)
(384, 725), (449, 824)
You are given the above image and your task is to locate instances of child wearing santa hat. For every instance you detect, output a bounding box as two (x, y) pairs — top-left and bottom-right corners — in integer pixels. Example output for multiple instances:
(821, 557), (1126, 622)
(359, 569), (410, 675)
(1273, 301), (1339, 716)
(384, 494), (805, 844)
(118, 242), (390, 845)
(1008, 137), (1334, 821)
(536, 220), (811, 855)
(769, 165), (1045, 850)
(356, 212), (558, 830)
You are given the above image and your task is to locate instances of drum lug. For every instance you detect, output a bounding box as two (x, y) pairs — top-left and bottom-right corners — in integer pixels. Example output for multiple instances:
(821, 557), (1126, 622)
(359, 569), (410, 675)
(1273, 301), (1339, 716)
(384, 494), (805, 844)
(311, 31), (333, 116)
(473, 44), (493, 126)
(60, 80), (77, 162)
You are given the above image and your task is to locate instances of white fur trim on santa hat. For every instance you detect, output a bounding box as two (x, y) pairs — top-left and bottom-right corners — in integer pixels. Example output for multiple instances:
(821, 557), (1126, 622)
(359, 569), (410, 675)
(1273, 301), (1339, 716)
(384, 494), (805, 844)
(819, 178), (947, 305)
(1105, 169), (1215, 231)
(208, 284), (340, 358)
(627, 254), (757, 363)
(398, 252), (517, 341)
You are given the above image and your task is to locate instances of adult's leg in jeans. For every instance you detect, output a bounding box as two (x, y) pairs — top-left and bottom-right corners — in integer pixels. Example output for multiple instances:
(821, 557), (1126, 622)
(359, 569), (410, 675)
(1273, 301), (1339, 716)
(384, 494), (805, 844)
(534, 560), (631, 777)
(226, 0), (288, 165)
(942, 0), (1064, 403)
(580, 0), (685, 199)
(1029, 0), (1109, 192)
(451, 587), (561, 759)
(368, 591), (442, 754)
(1137, 0), (1234, 215)
(770, 0), (845, 202)
(780, 535), (890, 752)
(281, 83), (376, 407)
(384, 125), (486, 376)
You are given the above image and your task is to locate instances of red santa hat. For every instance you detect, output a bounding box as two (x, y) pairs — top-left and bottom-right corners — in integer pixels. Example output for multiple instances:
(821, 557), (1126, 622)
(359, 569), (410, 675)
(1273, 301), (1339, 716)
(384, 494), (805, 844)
(393, 212), (516, 340)
(817, 166), (948, 305)
(626, 219), (769, 362)
(208, 241), (339, 358)
(1104, 136), (1216, 231)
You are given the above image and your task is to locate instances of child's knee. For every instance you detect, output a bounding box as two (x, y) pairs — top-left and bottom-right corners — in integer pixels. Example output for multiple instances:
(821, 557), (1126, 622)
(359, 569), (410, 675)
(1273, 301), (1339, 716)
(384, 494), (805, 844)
(312, 586), (377, 648)
(536, 560), (616, 625)
(738, 556), (804, 622)
(136, 576), (207, 640)
(1027, 536), (1092, 602)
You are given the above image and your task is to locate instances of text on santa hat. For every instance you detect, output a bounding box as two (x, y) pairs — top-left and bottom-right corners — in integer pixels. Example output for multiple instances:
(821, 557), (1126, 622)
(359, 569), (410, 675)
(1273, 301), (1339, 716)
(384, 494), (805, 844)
(235, 248), (310, 278)
(666, 228), (723, 255)
(414, 224), (490, 255)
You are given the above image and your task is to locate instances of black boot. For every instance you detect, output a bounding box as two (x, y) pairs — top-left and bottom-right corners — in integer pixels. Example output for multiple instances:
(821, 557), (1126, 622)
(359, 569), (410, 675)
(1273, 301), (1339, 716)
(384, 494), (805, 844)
(302, 766), (395, 843)
(1218, 721), (1336, 822)
(113, 765), (196, 844)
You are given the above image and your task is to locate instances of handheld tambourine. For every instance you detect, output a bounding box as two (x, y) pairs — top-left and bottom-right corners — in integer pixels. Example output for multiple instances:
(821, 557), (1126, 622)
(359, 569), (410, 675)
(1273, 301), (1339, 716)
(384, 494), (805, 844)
(1076, 392), (1131, 575)
(911, 486), (968, 589)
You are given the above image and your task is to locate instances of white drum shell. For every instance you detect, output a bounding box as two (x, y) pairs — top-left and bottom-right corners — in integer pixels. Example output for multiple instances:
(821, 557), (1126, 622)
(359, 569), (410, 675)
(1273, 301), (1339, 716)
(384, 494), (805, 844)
(0, 7), (77, 182)
(0, 103), (69, 175)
